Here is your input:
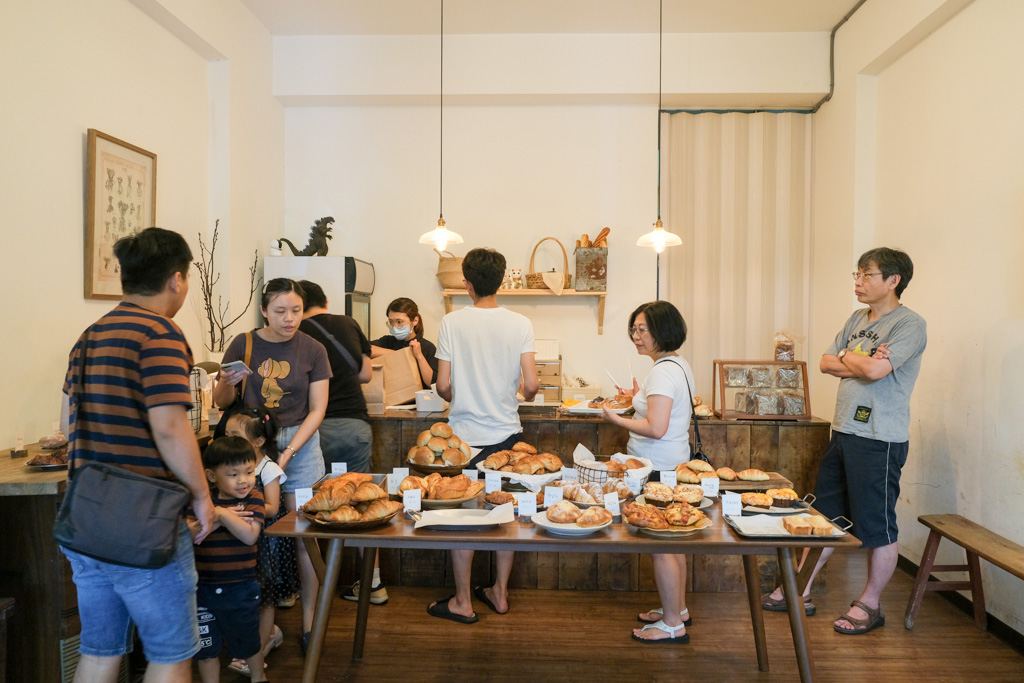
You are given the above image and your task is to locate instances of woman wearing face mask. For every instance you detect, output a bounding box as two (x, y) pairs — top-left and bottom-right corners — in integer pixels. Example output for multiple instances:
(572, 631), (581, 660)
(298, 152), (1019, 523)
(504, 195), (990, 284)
(370, 297), (438, 389)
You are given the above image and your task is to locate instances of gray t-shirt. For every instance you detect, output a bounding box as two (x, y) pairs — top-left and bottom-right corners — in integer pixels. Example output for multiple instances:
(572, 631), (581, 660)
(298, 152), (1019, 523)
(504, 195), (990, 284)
(826, 305), (926, 443)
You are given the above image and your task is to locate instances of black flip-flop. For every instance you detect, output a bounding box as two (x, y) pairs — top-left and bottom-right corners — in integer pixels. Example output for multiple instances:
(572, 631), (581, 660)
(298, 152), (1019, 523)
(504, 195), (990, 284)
(427, 595), (478, 624)
(474, 585), (509, 615)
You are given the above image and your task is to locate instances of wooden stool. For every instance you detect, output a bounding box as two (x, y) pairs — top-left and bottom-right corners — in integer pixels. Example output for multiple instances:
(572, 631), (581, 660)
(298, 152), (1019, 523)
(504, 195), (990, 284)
(904, 514), (1024, 630)
(0, 598), (14, 683)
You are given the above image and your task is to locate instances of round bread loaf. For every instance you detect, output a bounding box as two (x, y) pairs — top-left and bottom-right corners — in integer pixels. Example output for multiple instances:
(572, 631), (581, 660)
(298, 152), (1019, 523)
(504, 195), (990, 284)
(447, 434), (462, 449)
(411, 446), (435, 466)
(416, 430), (432, 447)
(427, 436), (449, 453)
(458, 442), (472, 458)
(442, 447), (470, 467)
(625, 457), (646, 470)
(606, 461), (627, 475)
(430, 422), (454, 439)
(546, 500), (581, 524)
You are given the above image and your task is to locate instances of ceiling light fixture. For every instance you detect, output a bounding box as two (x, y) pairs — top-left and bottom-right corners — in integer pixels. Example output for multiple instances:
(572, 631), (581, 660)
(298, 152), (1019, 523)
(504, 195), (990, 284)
(635, 0), (681, 299)
(419, 0), (463, 252)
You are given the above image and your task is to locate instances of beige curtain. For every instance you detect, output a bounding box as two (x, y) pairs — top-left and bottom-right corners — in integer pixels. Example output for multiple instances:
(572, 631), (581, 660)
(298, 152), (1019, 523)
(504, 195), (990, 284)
(663, 111), (812, 400)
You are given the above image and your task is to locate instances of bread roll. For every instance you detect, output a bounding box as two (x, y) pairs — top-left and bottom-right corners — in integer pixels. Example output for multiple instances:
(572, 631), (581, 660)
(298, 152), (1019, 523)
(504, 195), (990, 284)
(411, 446), (435, 466)
(737, 468), (769, 482)
(512, 442), (537, 454)
(673, 484), (704, 505)
(483, 452), (510, 470)
(430, 422), (453, 439)
(447, 434), (462, 449)
(686, 459), (714, 473)
(716, 466), (737, 481)
(427, 436), (449, 454)
(625, 458), (646, 470)
(546, 500), (581, 523)
(674, 466), (700, 484)
(416, 430), (432, 447)
(442, 447), (470, 467)
(576, 506), (613, 528)
(605, 461), (627, 475)
(458, 442), (472, 458)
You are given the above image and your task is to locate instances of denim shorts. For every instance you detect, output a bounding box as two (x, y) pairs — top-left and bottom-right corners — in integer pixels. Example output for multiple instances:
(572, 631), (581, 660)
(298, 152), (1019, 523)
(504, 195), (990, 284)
(318, 417), (373, 473)
(196, 580), (262, 660)
(277, 425), (326, 492)
(62, 524), (200, 664)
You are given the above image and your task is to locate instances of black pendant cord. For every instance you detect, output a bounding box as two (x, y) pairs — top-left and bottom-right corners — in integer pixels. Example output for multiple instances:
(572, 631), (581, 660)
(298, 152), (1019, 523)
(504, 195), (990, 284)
(656, 0), (662, 222)
(439, 0), (444, 222)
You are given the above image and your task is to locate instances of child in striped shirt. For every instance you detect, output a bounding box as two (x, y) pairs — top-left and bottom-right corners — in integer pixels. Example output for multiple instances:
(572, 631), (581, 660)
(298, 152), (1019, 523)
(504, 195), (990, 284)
(189, 436), (267, 683)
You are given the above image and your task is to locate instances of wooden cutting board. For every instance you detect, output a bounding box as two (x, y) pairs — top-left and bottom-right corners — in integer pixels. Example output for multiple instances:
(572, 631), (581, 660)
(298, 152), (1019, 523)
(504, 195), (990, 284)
(718, 472), (794, 493)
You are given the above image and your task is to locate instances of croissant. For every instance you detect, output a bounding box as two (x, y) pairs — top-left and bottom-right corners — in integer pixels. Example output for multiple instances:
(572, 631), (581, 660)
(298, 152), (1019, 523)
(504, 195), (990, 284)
(738, 468), (769, 482)
(584, 482), (605, 505)
(432, 475), (471, 500)
(303, 481), (356, 512)
(483, 452), (510, 470)
(513, 456), (544, 475)
(512, 442), (537, 454)
(499, 465), (514, 472)
(716, 466), (737, 481)
(316, 505), (361, 523)
(359, 499), (403, 521)
(696, 471), (719, 481)
(562, 483), (597, 505)
(686, 459), (714, 473)
(350, 481), (388, 503)
(321, 472), (370, 492)
(674, 466), (700, 484)
(464, 481), (485, 499)
(400, 476), (429, 494)
(546, 500), (581, 524)
(602, 478), (632, 501)
(577, 506), (613, 528)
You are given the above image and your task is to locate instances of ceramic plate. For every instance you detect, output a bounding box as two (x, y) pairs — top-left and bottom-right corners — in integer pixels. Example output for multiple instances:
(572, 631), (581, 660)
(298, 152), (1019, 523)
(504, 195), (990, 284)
(636, 494), (713, 511)
(565, 404), (631, 415)
(421, 492), (482, 509)
(530, 512), (612, 536)
(631, 516), (712, 537)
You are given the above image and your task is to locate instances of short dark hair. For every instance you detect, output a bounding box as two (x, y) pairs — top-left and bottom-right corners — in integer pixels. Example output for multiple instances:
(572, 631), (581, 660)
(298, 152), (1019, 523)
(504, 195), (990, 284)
(260, 278), (305, 324)
(462, 248), (506, 297)
(202, 435), (257, 470)
(628, 301), (687, 352)
(858, 247), (914, 298)
(113, 227), (192, 295)
(386, 298), (424, 338)
(220, 407), (280, 462)
(298, 280), (327, 309)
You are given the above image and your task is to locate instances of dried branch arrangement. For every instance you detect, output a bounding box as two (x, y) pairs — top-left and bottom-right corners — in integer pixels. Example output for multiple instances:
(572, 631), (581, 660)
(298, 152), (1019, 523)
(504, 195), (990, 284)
(195, 220), (260, 352)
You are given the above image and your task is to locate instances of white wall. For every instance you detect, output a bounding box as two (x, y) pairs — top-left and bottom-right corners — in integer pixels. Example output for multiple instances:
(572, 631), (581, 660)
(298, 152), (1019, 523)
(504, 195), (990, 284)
(0, 0), (283, 446)
(813, 0), (1024, 635)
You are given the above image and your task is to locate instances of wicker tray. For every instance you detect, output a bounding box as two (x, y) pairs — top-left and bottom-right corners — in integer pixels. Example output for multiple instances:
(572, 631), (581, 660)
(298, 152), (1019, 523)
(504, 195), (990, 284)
(409, 462), (471, 477)
(301, 509), (401, 531)
(526, 237), (572, 289)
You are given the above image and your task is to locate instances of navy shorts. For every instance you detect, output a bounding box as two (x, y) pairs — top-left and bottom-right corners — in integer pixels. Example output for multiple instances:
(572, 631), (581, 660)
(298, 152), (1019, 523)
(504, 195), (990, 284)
(195, 580), (262, 661)
(812, 431), (909, 548)
(467, 432), (524, 467)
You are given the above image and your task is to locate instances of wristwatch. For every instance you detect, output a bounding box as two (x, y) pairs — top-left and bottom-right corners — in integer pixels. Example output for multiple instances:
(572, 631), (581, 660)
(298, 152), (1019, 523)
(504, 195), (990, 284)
(838, 349), (848, 360)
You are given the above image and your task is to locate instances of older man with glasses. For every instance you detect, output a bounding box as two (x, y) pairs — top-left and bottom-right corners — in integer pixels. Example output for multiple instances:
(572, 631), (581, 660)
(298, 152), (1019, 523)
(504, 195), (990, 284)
(762, 247), (927, 636)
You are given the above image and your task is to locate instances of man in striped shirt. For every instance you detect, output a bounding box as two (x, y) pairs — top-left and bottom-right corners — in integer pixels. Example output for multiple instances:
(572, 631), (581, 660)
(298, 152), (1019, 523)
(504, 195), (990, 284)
(60, 227), (214, 683)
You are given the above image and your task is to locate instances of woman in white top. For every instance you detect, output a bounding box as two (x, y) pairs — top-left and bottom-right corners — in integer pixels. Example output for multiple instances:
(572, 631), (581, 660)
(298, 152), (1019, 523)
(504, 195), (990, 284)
(603, 301), (695, 644)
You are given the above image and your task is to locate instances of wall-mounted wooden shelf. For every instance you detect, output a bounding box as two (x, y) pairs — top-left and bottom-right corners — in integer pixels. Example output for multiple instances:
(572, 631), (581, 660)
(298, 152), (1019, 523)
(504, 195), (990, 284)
(441, 289), (607, 334)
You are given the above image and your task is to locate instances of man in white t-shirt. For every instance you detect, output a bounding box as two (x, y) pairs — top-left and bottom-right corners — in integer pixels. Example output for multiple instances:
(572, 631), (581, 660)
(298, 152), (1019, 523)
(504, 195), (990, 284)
(427, 248), (538, 624)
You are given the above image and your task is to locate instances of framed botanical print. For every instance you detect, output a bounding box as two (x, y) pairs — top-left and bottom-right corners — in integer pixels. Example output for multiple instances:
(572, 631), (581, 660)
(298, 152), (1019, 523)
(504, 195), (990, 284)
(84, 129), (157, 299)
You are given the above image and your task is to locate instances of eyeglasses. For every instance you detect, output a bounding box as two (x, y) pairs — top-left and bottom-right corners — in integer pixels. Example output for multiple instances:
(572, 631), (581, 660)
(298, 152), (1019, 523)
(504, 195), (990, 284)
(852, 272), (883, 282)
(629, 326), (649, 337)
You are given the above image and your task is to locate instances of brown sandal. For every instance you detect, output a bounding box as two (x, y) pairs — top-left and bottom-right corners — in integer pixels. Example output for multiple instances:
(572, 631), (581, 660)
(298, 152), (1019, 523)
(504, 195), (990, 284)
(761, 591), (816, 616)
(834, 600), (885, 635)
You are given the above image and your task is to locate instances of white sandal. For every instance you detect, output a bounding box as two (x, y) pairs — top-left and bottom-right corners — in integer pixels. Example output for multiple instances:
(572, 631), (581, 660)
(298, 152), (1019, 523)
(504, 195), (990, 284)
(638, 607), (692, 626)
(631, 619), (690, 644)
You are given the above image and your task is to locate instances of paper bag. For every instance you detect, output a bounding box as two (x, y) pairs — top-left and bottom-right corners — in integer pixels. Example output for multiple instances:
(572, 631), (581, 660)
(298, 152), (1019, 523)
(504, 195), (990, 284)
(361, 363), (385, 413)
(380, 346), (420, 406)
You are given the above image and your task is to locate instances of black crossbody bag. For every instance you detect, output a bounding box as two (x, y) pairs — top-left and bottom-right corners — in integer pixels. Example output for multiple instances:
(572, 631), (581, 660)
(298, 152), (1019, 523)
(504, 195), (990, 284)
(53, 328), (191, 569)
(656, 357), (711, 464)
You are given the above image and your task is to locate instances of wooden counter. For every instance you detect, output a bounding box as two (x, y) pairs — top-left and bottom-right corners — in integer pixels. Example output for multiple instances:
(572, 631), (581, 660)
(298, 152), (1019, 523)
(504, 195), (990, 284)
(364, 408), (832, 594)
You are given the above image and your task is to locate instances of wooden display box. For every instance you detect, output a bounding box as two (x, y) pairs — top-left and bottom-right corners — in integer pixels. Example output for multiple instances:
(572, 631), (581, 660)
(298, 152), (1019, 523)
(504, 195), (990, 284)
(712, 359), (811, 421)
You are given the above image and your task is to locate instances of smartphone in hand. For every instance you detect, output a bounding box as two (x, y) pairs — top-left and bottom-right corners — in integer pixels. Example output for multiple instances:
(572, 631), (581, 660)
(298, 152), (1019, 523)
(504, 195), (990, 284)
(219, 360), (250, 375)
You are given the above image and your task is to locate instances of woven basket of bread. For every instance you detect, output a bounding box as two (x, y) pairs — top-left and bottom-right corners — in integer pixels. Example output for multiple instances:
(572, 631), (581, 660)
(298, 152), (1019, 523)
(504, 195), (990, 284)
(576, 459), (649, 487)
(435, 248), (464, 289)
(526, 237), (572, 290)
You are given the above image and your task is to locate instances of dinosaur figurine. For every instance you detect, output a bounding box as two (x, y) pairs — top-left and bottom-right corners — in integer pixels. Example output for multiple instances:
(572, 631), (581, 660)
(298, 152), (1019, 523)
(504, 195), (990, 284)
(278, 216), (334, 256)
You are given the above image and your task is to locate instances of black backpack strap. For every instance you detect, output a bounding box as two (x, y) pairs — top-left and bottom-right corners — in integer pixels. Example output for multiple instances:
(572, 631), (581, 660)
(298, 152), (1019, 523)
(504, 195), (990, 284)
(305, 317), (361, 374)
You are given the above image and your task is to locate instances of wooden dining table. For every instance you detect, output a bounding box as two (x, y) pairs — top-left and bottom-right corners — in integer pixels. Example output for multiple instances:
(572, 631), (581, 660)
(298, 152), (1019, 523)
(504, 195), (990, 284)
(267, 502), (860, 683)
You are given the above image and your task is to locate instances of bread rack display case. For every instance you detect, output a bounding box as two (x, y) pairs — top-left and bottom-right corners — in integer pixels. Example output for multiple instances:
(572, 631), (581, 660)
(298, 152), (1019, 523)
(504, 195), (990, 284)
(712, 360), (811, 421)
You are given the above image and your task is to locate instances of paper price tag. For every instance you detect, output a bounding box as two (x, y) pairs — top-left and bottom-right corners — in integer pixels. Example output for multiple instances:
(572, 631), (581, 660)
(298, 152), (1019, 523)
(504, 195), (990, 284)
(659, 470), (678, 487)
(331, 461), (348, 474)
(560, 467), (578, 482)
(701, 476), (720, 497)
(295, 487), (313, 510)
(462, 469), (478, 481)
(722, 492), (743, 517)
(543, 486), (564, 508)
(485, 471), (503, 493)
(389, 467), (409, 495)
(517, 492), (538, 516)
(624, 475), (644, 495)
(604, 491), (620, 515)
(402, 488), (421, 511)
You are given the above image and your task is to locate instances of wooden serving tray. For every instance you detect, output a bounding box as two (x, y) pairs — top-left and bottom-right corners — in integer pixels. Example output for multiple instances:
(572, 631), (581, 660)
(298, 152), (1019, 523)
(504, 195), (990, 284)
(718, 472), (794, 493)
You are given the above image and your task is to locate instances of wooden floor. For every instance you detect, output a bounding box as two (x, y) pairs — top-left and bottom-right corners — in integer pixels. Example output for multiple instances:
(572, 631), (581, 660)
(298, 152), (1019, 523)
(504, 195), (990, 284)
(210, 550), (1023, 682)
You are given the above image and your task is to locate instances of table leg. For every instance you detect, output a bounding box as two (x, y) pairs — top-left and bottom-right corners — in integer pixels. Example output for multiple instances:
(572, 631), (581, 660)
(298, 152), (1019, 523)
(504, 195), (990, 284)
(778, 547), (815, 683)
(302, 538), (344, 683)
(303, 537), (326, 584)
(352, 545), (376, 661)
(743, 555), (769, 672)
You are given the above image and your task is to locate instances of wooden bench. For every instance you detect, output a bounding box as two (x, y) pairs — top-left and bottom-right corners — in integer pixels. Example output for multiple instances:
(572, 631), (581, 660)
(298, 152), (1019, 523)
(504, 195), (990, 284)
(904, 514), (1024, 630)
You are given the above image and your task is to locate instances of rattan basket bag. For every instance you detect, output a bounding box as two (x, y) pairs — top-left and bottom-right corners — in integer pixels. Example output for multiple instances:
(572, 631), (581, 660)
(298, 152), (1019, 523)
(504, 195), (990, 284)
(435, 248), (464, 289)
(526, 237), (573, 290)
